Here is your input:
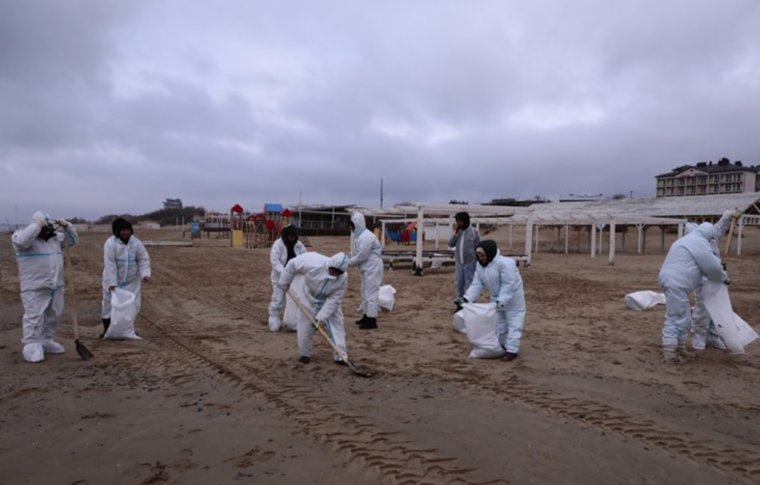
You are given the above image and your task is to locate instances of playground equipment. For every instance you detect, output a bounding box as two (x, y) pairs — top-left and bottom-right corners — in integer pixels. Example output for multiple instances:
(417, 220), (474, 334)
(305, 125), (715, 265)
(244, 203), (294, 248)
(230, 203), (245, 247)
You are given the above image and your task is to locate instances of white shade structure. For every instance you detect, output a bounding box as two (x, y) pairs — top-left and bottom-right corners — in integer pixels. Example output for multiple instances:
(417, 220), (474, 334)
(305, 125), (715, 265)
(359, 193), (760, 273)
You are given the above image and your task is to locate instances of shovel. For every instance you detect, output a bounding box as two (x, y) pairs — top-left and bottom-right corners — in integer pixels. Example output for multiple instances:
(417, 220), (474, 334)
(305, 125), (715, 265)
(724, 216), (737, 257)
(63, 248), (94, 360)
(287, 289), (374, 378)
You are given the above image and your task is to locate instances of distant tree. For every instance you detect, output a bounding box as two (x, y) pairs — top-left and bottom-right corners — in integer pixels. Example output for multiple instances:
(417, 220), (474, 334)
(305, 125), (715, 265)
(612, 193), (627, 200)
(448, 200), (469, 205)
(95, 206), (206, 227)
(95, 213), (135, 225)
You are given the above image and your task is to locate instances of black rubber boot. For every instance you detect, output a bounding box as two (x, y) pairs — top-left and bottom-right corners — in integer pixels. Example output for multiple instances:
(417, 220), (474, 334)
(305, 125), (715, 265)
(100, 318), (111, 339)
(355, 314), (368, 325)
(359, 317), (378, 330)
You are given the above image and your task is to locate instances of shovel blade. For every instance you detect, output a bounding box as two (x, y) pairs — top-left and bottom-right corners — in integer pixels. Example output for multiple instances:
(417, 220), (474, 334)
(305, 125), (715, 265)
(75, 340), (94, 361)
(345, 360), (375, 378)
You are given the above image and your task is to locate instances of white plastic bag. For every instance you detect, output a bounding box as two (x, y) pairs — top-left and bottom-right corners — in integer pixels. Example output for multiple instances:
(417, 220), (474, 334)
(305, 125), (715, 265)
(378, 284), (397, 311)
(104, 288), (142, 340)
(462, 303), (505, 359)
(702, 280), (758, 353)
(281, 275), (304, 331)
(625, 290), (666, 311)
(452, 310), (466, 334)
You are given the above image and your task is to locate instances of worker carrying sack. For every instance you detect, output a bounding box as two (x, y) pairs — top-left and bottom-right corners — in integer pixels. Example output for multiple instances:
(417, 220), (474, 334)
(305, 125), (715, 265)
(104, 288), (142, 340)
(461, 302), (505, 359)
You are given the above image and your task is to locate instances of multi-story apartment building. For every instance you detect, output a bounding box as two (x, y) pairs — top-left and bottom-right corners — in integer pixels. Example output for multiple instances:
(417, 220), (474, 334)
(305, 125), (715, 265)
(655, 159), (759, 197)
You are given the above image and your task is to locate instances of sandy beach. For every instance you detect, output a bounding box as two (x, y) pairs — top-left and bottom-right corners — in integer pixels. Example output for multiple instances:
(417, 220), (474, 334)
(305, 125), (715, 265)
(1, 227), (759, 484)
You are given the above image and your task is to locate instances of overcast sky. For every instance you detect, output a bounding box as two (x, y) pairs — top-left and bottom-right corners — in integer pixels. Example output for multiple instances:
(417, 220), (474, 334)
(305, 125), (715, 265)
(1, 0), (759, 222)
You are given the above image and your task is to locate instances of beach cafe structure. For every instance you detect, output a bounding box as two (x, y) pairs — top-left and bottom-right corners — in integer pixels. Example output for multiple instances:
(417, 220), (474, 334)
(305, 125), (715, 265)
(361, 193), (760, 274)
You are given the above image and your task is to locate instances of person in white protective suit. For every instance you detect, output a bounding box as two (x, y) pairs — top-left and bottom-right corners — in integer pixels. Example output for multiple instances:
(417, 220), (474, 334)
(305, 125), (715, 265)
(461, 240), (526, 361)
(101, 218), (151, 337)
(448, 211), (480, 300)
(347, 211), (384, 330)
(11, 211), (79, 363)
(688, 209), (742, 351)
(277, 252), (350, 364)
(268, 224), (307, 331)
(658, 222), (729, 363)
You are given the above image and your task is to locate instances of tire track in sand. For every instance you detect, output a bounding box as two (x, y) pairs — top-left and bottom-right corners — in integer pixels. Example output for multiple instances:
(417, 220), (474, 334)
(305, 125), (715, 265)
(148, 261), (760, 483)
(410, 360), (760, 483)
(138, 301), (508, 485)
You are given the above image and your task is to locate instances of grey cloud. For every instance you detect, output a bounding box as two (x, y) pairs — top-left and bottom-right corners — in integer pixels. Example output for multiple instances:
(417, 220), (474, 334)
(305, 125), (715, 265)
(1, 0), (759, 221)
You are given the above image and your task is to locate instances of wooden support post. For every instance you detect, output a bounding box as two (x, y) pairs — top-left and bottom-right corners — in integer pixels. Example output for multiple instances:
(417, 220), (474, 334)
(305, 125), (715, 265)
(414, 208), (424, 276)
(590, 223), (596, 258)
(608, 220), (616, 265)
(564, 224), (569, 254)
(524, 222), (533, 266)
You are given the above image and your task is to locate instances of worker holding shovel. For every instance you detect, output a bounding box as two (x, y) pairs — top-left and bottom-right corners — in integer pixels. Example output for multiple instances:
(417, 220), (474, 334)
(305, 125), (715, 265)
(11, 211), (79, 363)
(278, 252), (350, 365)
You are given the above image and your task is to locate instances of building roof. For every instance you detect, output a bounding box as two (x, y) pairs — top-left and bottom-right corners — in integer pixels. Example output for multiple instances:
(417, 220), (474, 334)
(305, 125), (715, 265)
(374, 193), (760, 227)
(656, 161), (759, 178)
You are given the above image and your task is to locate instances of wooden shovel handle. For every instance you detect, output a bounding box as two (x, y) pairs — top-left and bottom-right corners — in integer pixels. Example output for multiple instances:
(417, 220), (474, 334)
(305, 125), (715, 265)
(724, 218), (736, 257)
(286, 288), (348, 361)
(63, 249), (81, 340)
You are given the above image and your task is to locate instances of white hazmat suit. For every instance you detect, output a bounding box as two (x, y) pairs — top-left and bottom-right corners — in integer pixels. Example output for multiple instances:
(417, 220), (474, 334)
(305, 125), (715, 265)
(658, 223), (727, 360)
(101, 228), (151, 323)
(348, 212), (384, 325)
(464, 241), (526, 355)
(12, 211), (79, 362)
(268, 226), (307, 331)
(687, 210), (736, 350)
(278, 252), (350, 361)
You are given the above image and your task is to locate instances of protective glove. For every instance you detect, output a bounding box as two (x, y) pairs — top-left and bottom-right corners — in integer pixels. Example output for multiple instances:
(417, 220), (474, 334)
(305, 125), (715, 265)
(56, 218), (71, 228)
(724, 279), (731, 286)
(454, 297), (467, 312)
(733, 208), (743, 219)
(496, 301), (505, 309)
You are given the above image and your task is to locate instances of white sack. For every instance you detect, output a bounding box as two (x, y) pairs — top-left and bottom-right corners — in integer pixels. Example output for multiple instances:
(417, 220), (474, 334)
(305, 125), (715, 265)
(104, 288), (141, 340)
(625, 290), (666, 311)
(431, 256), (448, 270)
(378, 284), (397, 311)
(452, 310), (466, 334)
(462, 302), (505, 359)
(702, 280), (758, 353)
(281, 275), (304, 332)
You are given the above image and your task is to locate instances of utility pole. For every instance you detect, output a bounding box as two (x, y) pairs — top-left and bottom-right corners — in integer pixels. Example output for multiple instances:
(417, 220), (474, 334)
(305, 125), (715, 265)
(380, 178), (384, 208)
